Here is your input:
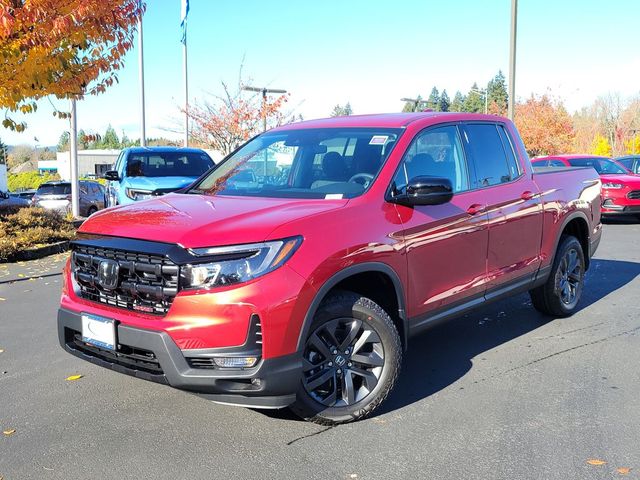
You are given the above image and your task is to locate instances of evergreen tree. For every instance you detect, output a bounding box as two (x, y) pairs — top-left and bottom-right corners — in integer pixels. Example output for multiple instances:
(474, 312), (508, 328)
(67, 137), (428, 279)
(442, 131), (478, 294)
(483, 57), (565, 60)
(463, 83), (484, 113)
(426, 87), (440, 111)
(439, 90), (451, 112)
(331, 102), (353, 117)
(450, 91), (466, 112)
(57, 131), (70, 151)
(402, 95), (422, 112)
(487, 70), (508, 114)
(101, 124), (120, 149)
(121, 130), (132, 147)
(0, 137), (6, 164)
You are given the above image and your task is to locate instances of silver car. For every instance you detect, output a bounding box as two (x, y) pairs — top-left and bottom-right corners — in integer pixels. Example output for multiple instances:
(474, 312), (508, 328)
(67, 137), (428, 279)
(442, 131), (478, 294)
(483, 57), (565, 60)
(0, 191), (29, 210)
(32, 181), (106, 217)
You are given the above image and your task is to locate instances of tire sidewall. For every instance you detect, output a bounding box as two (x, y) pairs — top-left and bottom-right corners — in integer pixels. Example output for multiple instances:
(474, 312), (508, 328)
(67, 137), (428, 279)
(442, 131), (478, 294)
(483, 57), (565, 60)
(551, 236), (585, 315)
(292, 292), (401, 424)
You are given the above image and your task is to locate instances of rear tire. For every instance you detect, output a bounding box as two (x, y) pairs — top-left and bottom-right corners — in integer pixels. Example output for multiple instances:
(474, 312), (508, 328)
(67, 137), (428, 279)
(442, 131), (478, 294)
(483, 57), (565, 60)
(530, 235), (585, 317)
(290, 290), (402, 425)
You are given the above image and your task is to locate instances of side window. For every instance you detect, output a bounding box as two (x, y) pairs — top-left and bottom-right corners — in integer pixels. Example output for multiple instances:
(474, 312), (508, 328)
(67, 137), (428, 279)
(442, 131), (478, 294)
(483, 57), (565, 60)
(463, 123), (512, 188)
(391, 125), (470, 195)
(497, 125), (521, 179)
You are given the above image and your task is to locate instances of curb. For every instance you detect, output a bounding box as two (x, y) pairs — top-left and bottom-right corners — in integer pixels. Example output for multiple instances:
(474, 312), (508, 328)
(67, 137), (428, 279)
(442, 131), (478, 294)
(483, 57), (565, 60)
(8, 241), (70, 262)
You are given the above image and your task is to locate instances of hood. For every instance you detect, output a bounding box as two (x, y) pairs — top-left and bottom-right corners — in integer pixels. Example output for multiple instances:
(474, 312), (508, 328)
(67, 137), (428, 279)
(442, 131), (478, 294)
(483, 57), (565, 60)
(600, 173), (640, 188)
(81, 193), (348, 248)
(124, 176), (199, 191)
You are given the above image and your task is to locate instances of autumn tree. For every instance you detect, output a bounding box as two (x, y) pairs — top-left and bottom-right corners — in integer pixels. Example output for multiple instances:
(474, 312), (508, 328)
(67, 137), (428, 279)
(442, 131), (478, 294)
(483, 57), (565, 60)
(592, 134), (612, 156)
(515, 94), (575, 156)
(0, 0), (144, 131)
(185, 70), (290, 155)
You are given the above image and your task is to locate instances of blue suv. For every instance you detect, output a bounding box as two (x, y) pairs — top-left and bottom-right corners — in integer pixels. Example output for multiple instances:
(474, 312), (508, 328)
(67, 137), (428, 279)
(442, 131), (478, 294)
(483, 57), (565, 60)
(104, 147), (214, 206)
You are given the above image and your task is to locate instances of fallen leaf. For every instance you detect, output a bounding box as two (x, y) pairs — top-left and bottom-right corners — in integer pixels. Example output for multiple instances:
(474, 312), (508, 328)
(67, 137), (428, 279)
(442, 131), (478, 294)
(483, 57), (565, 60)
(617, 467), (631, 475)
(66, 374), (83, 381)
(587, 459), (607, 466)
(2, 429), (16, 436)
(0, 349), (4, 354)
(0, 298), (5, 301)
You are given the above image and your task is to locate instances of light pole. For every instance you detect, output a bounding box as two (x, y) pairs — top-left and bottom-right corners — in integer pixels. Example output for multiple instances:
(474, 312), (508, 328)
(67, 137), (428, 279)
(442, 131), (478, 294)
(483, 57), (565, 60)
(242, 86), (287, 177)
(508, 0), (518, 121)
(469, 88), (488, 114)
(69, 99), (79, 218)
(400, 97), (427, 112)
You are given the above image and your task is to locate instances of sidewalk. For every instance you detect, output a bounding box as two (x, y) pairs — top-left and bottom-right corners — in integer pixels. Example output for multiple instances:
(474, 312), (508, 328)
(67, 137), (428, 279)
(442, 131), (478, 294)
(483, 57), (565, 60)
(0, 251), (69, 284)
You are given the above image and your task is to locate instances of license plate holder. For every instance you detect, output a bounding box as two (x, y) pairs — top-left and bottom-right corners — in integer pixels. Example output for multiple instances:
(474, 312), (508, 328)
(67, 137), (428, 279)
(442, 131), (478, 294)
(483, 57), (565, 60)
(81, 314), (116, 350)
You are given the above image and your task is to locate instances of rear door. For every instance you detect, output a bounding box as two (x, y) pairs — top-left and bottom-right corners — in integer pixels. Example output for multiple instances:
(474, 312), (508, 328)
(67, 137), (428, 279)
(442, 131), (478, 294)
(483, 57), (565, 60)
(391, 124), (490, 321)
(460, 122), (543, 293)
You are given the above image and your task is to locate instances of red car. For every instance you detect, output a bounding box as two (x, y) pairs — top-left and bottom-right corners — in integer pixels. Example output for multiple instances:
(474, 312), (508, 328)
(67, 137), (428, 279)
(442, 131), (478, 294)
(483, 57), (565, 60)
(58, 113), (602, 424)
(532, 154), (640, 218)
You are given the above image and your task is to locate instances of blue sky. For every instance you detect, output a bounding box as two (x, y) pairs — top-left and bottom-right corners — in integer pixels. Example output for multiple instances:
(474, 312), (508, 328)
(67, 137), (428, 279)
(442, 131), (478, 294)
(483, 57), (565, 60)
(3, 0), (640, 147)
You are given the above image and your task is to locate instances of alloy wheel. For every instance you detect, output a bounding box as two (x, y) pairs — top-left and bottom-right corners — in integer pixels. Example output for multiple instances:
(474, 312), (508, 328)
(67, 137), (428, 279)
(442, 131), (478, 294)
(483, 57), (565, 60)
(558, 247), (582, 306)
(302, 318), (385, 407)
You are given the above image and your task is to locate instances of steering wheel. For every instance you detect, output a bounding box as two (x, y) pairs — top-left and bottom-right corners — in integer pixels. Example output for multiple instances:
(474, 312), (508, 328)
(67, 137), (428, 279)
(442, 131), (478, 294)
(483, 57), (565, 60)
(348, 173), (374, 188)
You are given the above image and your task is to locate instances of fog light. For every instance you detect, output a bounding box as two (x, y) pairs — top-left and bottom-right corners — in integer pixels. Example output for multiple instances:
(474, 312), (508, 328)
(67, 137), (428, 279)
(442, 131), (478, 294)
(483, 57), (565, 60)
(212, 357), (258, 368)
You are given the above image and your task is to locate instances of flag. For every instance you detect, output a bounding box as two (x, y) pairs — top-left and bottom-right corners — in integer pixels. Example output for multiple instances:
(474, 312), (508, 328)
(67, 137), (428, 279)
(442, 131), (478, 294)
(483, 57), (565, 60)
(180, 0), (189, 44)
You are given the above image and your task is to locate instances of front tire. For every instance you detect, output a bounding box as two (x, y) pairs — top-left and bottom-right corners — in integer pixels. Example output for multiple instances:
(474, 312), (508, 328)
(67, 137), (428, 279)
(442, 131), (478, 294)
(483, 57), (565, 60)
(290, 290), (402, 425)
(530, 235), (585, 317)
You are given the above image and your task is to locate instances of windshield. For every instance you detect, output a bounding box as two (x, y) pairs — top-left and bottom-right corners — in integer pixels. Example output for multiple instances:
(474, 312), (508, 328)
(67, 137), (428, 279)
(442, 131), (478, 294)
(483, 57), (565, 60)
(567, 157), (627, 175)
(37, 184), (71, 195)
(191, 128), (402, 199)
(126, 152), (213, 178)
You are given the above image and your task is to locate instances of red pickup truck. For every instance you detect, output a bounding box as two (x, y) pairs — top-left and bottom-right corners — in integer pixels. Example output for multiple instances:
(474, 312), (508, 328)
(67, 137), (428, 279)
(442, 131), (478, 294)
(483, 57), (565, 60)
(58, 113), (602, 424)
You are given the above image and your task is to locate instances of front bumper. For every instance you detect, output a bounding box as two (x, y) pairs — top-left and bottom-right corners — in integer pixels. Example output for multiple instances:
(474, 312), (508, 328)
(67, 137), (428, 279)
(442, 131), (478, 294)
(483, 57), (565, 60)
(58, 308), (301, 408)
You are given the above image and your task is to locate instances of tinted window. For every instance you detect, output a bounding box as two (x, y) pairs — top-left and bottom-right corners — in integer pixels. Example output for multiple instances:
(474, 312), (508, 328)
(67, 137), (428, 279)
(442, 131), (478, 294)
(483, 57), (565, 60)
(549, 160), (566, 167)
(567, 158), (626, 174)
(126, 152), (214, 178)
(391, 125), (469, 195)
(463, 124), (512, 187)
(37, 184), (71, 195)
(497, 125), (521, 179)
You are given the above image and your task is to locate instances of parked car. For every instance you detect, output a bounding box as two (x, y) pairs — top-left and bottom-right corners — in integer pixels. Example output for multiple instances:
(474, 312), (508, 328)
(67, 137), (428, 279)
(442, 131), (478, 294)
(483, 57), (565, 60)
(10, 189), (37, 202)
(58, 113), (602, 424)
(615, 155), (640, 175)
(104, 147), (214, 206)
(532, 154), (640, 218)
(0, 190), (29, 210)
(32, 180), (106, 217)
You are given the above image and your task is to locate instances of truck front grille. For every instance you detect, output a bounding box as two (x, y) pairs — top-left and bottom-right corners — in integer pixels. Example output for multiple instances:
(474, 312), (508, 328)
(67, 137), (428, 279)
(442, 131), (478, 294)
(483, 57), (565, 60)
(72, 244), (179, 315)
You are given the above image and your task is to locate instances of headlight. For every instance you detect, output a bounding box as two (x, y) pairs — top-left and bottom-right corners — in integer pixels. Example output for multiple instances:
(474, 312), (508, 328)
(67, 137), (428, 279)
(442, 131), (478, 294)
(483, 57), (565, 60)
(602, 182), (623, 189)
(182, 237), (302, 289)
(125, 188), (154, 200)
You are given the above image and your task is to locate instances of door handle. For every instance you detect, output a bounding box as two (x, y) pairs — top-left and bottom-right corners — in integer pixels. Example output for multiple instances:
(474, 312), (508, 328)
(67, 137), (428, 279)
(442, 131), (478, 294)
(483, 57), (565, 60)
(521, 191), (535, 201)
(466, 203), (487, 215)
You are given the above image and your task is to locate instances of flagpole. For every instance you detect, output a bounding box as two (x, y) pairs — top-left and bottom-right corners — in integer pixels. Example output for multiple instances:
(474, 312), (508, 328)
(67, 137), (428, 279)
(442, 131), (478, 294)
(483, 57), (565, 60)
(183, 21), (189, 147)
(138, 15), (146, 147)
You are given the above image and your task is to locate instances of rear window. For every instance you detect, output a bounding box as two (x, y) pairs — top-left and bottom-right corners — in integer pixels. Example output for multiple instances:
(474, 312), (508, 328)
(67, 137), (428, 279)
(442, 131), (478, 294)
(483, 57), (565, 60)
(37, 184), (71, 195)
(567, 158), (626, 175)
(126, 152), (214, 178)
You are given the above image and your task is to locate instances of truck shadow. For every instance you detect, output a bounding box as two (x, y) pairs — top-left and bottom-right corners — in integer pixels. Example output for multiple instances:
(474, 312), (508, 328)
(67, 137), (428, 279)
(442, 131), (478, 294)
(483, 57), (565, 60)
(378, 258), (640, 415)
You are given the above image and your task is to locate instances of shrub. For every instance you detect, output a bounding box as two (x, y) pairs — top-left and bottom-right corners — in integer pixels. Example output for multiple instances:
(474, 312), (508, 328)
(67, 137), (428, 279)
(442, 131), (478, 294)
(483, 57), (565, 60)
(0, 207), (75, 261)
(7, 171), (61, 192)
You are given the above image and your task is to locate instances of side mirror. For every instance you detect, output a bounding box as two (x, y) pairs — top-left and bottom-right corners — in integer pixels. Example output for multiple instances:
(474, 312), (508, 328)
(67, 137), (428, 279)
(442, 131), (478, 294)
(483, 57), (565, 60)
(392, 176), (453, 207)
(103, 170), (120, 181)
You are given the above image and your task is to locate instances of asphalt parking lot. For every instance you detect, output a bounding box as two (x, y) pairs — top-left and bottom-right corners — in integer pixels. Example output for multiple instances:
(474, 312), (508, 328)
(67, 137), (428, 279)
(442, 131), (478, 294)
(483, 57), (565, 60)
(1, 221), (639, 480)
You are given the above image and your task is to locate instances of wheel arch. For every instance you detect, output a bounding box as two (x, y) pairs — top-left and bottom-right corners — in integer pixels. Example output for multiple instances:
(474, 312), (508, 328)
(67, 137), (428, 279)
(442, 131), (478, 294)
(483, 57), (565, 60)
(556, 212), (591, 269)
(297, 263), (408, 351)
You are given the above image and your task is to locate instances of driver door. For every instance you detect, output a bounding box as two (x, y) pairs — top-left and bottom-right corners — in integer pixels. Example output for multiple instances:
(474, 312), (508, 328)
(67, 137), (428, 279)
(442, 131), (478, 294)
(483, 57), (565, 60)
(392, 125), (490, 323)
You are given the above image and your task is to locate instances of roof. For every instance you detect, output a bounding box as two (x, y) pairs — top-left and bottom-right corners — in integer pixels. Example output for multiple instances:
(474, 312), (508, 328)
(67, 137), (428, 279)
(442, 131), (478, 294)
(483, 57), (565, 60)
(124, 146), (207, 154)
(271, 112), (509, 131)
